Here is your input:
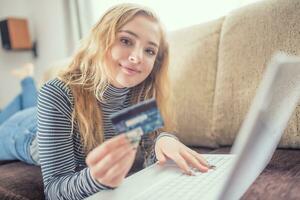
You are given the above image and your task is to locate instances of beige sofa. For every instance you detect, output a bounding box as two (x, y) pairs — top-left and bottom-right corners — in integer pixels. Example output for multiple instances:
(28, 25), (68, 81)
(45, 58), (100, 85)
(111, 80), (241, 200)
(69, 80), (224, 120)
(0, 0), (299, 199)
(166, 0), (300, 198)
(168, 0), (300, 149)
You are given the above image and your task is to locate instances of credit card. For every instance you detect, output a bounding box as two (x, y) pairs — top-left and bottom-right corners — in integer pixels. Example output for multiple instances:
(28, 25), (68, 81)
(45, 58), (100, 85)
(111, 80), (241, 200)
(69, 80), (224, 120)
(110, 98), (164, 143)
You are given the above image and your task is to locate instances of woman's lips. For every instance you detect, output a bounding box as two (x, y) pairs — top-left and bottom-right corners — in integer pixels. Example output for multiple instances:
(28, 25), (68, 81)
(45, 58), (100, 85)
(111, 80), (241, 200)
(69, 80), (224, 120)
(120, 64), (140, 75)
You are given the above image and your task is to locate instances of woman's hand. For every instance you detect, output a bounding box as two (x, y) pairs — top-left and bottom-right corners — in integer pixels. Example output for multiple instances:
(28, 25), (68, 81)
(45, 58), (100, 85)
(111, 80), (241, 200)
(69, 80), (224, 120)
(155, 136), (209, 175)
(86, 134), (137, 188)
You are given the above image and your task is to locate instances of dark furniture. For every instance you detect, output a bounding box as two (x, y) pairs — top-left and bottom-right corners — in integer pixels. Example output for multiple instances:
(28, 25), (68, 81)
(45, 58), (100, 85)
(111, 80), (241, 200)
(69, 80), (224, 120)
(1, 148), (299, 200)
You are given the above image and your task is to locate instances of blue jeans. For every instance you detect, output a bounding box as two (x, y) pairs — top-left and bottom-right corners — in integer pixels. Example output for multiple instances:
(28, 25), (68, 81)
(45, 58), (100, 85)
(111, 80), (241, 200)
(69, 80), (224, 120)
(0, 77), (37, 124)
(0, 77), (38, 165)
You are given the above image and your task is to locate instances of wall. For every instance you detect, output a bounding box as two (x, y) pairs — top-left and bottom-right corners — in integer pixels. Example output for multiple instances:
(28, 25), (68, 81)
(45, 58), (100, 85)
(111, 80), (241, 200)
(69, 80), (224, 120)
(0, 0), (75, 108)
(88, 0), (262, 32)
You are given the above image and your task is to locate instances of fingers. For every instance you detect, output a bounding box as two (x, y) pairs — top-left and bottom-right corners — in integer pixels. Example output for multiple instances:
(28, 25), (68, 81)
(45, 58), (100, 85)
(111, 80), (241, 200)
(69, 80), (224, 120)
(155, 146), (167, 165)
(107, 149), (136, 181)
(180, 150), (208, 173)
(170, 153), (192, 175)
(90, 143), (133, 179)
(187, 149), (209, 167)
(97, 149), (137, 187)
(86, 134), (130, 166)
(156, 137), (209, 174)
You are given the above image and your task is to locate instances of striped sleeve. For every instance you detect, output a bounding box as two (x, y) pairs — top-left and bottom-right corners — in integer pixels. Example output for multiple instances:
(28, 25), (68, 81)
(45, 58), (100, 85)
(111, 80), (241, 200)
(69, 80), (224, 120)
(143, 131), (179, 167)
(37, 80), (110, 200)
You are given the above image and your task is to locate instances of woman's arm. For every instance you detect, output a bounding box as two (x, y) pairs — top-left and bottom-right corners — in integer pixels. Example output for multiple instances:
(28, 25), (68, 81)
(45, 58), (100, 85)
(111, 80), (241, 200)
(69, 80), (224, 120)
(142, 131), (178, 167)
(37, 80), (110, 200)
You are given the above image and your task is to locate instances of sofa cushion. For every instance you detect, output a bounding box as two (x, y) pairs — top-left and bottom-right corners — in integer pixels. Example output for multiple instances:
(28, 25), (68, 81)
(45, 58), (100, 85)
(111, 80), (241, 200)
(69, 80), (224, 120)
(168, 17), (224, 147)
(1, 148), (298, 199)
(242, 148), (300, 199)
(212, 0), (300, 148)
(0, 162), (44, 200)
(203, 147), (300, 199)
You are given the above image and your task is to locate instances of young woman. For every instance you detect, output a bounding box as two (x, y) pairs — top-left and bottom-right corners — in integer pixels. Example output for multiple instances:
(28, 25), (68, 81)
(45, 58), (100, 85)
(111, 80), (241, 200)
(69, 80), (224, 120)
(0, 3), (210, 200)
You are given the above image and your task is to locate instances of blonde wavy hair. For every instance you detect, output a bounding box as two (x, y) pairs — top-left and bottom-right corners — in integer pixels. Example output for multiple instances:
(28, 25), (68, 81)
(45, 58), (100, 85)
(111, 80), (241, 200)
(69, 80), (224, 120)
(59, 3), (176, 153)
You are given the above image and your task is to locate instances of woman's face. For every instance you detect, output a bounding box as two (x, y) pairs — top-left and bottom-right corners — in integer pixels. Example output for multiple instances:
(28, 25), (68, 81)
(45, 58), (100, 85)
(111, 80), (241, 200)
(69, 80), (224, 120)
(106, 15), (161, 88)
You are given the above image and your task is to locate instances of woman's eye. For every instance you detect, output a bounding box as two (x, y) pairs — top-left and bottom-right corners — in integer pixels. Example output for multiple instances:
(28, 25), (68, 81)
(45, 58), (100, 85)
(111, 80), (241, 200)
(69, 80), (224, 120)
(120, 38), (132, 46)
(145, 48), (156, 56)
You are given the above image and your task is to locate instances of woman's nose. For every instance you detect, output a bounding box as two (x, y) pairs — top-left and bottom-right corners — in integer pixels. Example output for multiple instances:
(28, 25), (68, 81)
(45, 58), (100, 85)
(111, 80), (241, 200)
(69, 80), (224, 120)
(128, 55), (139, 64)
(128, 48), (142, 64)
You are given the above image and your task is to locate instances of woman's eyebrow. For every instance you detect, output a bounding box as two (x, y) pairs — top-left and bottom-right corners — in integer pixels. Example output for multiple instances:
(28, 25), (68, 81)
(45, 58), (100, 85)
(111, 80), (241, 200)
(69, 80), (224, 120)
(118, 30), (159, 48)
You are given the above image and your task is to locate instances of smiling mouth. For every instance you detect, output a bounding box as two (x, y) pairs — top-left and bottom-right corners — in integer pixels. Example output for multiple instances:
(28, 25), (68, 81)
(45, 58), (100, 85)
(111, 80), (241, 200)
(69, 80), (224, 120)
(119, 64), (140, 75)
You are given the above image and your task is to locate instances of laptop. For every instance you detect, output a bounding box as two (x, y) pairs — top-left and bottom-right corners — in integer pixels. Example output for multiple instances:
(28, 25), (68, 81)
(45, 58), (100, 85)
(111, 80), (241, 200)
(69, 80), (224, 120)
(86, 52), (300, 200)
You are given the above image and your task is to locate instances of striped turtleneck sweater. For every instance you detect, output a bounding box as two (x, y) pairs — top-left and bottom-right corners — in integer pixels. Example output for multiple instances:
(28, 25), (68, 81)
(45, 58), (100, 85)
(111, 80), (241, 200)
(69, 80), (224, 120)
(37, 78), (158, 200)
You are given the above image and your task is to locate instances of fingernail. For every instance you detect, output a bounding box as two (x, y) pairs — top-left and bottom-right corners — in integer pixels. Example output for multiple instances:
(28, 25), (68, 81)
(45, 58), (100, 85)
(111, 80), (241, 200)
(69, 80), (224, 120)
(125, 129), (143, 144)
(185, 168), (195, 176)
(204, 160), (210, 166)
(208, 165), (216, 170)
(189, 169), (195, 176)
(206, 161), (216, 169)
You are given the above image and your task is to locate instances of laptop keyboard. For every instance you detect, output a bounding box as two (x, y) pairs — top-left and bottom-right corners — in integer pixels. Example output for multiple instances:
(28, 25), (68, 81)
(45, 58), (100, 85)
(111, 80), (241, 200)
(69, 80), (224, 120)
(132, 155), (235, 200)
